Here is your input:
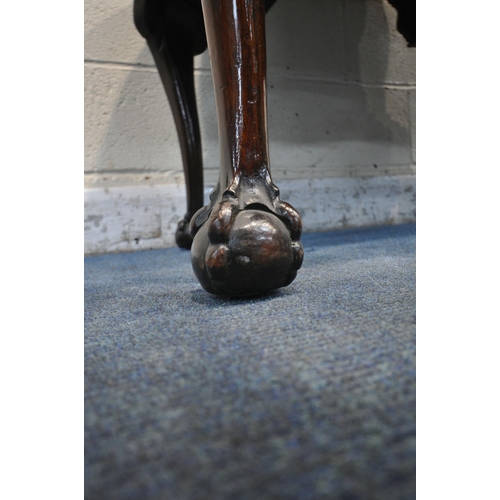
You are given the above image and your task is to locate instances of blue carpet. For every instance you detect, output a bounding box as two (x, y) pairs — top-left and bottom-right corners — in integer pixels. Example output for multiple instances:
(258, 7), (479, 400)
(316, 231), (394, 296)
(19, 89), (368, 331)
(85, 223), (416, 500)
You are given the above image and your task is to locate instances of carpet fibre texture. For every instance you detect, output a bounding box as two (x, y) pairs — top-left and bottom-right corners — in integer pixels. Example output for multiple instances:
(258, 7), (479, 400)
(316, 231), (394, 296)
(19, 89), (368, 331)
(85, 223), (416, 500)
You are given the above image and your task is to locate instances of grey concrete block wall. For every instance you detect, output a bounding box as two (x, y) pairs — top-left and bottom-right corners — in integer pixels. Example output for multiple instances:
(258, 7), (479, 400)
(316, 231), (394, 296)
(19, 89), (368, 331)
(84, 0), (416, 254)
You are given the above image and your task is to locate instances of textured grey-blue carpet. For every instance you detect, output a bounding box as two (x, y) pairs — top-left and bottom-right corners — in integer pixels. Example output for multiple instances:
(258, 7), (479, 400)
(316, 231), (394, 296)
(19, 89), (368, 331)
(85, 223), (416, 500)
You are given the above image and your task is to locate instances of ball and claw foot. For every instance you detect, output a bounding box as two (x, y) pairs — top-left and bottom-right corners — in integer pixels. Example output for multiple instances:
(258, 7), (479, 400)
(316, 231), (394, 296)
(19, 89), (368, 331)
(190, 198), (304, 297)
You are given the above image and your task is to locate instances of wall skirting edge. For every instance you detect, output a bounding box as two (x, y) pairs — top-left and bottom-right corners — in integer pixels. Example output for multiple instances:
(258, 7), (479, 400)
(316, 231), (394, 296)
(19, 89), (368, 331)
(84, 174), (416, 255)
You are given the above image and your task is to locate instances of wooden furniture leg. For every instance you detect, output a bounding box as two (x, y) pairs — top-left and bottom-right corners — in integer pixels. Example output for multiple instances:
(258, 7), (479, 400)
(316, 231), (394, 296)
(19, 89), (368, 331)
(134, 0), (207, 249)
(190, 0), (303, 296)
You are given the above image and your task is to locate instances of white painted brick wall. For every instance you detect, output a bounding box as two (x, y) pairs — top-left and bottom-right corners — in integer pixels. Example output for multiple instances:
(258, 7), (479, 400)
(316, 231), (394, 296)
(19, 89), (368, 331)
(84, 0), (416, 254)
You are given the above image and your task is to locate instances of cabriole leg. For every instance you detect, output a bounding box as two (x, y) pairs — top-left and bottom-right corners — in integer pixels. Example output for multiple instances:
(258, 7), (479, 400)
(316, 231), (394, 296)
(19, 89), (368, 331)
(190, 0), (303, 296)
(135, 0), (206, 249)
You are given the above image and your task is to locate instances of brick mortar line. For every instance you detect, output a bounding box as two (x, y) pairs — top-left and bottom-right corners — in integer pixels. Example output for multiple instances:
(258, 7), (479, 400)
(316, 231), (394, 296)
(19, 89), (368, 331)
(85, 165), (416, 179)
(84, 59), (415, 89)
(271, 72), (416, 89)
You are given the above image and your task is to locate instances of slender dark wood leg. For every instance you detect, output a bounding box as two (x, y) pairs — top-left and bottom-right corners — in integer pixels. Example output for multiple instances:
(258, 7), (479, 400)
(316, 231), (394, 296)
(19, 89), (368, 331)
(147, 39), (204, 248)
(134, 0), (206, 249)
(190, 0), (303, 296)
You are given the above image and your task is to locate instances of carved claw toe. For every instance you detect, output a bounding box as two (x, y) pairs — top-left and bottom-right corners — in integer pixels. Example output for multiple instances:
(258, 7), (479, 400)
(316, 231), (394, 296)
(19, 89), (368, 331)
(191, 202), (303, 296)
(175, 215), (194, 249)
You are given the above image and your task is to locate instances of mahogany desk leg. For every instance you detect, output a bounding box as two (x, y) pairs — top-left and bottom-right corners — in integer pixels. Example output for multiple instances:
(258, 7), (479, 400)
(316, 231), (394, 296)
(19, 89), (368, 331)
(147, 38), (204, 249)
(190, 0), (303, 296)
(134, 0), (206, 249)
